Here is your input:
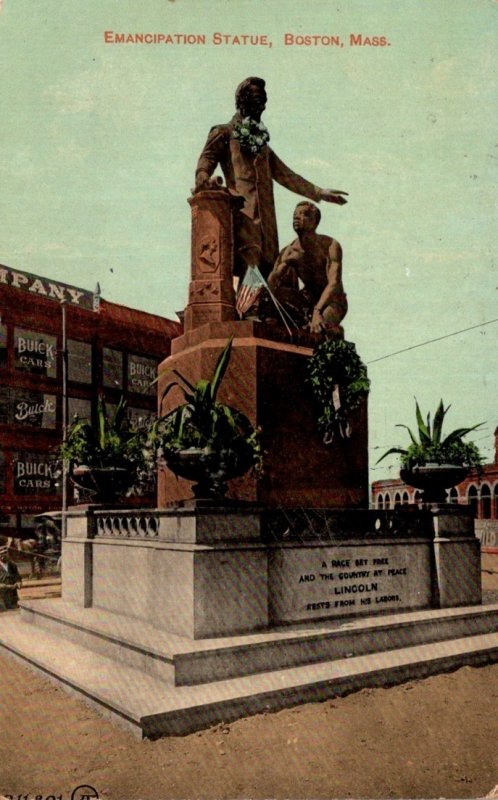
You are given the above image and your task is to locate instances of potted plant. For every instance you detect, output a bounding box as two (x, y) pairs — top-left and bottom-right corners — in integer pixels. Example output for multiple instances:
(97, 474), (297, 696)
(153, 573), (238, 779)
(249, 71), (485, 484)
(60, 396), (149, 503)
(146, 338), (262, 499)
(377, 399), (483, 503)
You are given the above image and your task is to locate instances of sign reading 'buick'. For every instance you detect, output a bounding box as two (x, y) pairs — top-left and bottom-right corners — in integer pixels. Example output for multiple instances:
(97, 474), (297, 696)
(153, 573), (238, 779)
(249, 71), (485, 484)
(13, 391), (57, 428)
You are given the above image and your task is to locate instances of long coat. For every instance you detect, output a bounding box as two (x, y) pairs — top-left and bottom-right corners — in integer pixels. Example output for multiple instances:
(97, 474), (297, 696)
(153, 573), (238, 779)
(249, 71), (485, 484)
(195, 114), (322, 276)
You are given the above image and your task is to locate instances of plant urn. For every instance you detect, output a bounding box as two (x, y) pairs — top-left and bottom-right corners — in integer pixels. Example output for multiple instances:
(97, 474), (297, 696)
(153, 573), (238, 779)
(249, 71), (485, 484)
(72, 465), (131, 504)
(400, 462), (469, 504)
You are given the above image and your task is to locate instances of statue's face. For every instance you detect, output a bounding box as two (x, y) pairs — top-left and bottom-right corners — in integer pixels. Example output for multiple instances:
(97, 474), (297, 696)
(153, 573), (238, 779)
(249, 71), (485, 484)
(239, 84), (267, 120)
(293, 205), (318, 233)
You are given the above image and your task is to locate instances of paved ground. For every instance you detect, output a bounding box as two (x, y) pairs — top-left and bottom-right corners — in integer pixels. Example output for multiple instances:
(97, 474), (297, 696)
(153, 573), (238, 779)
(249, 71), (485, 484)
(0, 554), (495, 800)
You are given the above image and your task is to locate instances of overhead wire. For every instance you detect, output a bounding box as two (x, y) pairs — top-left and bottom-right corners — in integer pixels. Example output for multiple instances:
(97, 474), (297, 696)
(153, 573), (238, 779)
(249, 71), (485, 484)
(366, 318), (498, 365)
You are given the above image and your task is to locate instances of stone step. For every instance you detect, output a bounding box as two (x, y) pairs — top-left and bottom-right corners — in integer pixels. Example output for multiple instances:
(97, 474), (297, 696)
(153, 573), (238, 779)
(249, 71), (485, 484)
(18, 598), (498, 686)
(0, 609), (497, 738)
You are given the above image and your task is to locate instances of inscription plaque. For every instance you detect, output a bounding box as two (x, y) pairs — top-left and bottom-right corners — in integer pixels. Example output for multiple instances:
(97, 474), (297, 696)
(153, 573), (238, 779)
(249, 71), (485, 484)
(268, 543), (432, 623)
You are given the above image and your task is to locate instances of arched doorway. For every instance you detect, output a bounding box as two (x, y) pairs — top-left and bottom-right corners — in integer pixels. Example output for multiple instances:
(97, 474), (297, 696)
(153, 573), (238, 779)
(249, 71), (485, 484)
(467, 485), (478, 516)
(480, 485), (491, 519)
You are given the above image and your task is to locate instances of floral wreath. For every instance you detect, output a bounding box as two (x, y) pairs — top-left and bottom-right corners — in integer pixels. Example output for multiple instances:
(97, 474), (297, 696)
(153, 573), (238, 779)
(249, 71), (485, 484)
(307, 340), (370, 445)
(232, 117), (270, 154)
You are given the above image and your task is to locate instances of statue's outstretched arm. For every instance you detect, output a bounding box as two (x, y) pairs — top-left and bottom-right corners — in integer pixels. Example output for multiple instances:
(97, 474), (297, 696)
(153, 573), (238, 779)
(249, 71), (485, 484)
(269, 150), (348, 205)
(268, 149), (322, 201)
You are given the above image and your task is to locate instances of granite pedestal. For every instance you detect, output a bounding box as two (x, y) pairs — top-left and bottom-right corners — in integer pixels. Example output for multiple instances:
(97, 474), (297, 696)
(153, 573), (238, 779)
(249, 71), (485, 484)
(157, 322), (369, 509)
(0, 504), (494, 738)
(60, 503), (481, 638)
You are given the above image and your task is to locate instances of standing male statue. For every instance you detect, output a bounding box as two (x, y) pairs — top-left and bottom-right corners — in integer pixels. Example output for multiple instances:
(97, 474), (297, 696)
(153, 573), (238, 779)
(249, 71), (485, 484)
(267, 201), (347, 336)
(194, 77), (348, 279)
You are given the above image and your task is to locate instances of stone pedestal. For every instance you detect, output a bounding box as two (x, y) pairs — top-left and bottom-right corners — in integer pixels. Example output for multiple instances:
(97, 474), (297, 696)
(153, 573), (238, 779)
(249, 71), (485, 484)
(60, 504), (482, 640)
(157, 321), (369, 509)
(5, 503), (488, 738)
(184, 189), (238, 331)
(432, 505), (482, 607)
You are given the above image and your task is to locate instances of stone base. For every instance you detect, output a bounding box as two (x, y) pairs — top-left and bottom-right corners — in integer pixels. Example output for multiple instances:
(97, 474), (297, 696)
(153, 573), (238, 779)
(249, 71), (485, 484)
(59, 504), (480, 638)
(157, 321), (369, 508)
(1, 600), (497, 738)
(0, 504), (490, 738)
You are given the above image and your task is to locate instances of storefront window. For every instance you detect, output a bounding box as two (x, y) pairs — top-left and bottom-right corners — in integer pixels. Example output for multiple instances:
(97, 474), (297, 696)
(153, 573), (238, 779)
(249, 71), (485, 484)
(68, 397), (92, 422)
(10, 390), (57, 428)
(0, 324), (7, 367)
(0, 449), (5, 494)
(12, 452), (61, 496)
(105, 402), (118, 423)
(14, 327), (57, 378)
(68, 339), (92, 384)
(127, 406), (156, 431)
(103, 347), (123, 389)
(0, 387), (8, 424)
(20, 514), (37, 538)
(127, 354), (157, 395)
(0, 513), (15, 530)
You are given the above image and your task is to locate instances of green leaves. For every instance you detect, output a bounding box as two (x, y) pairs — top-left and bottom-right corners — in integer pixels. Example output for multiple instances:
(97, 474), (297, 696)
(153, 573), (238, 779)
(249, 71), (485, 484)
(210, 337), (233, 401)
(375, 446), (408, 465)
(377, 399), (484, 470)
(60, 395), (150, 494)
(307, 339), (370, 443)
(432, 399), (449, 445)
(415, 400), (431, 445)
(151, 337), (261, 474)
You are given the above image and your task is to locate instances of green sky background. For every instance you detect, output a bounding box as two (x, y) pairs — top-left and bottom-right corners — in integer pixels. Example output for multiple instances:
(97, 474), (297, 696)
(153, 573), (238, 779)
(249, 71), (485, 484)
(1, 0), (497, 475)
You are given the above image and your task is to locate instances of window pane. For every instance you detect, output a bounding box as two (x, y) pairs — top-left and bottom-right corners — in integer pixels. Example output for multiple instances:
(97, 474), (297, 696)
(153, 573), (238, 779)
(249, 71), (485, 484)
(10, 390), (57, 428)
(0, 449), (5, 494)
(68, 397), (92, 422)
(127, 406), (156, 431)
(103, 348), (123, 389)
(0, 324), (6, 368)
(127, 354), (157, 395)
(12, 452), (61, 496)
(68, 339), (92, 384)
(14, 328), (57, 378)
(0, 387), (9, 424)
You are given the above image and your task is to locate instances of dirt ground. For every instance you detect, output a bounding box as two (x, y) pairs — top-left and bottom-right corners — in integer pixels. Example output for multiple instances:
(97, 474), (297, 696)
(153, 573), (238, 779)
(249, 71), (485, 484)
(0, 556), (496, 800)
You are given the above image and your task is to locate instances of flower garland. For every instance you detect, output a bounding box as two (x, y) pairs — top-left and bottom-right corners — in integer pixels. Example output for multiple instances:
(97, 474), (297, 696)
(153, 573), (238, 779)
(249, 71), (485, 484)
(307, 340), (370, 444)
(232, 117), (270, 154)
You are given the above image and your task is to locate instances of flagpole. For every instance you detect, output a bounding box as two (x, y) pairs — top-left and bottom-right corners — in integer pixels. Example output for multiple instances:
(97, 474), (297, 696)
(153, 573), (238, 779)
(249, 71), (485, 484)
(61, 300), (68, 539)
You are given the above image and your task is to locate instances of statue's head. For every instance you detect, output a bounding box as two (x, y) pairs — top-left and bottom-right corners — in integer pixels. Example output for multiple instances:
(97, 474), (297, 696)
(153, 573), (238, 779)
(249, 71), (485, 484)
(235, 77), (267, 121)
(293, 202), (321, 233)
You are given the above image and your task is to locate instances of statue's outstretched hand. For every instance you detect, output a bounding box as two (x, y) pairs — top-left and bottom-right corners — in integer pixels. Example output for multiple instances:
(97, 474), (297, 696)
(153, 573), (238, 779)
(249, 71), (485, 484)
(320, 189), (349, 205)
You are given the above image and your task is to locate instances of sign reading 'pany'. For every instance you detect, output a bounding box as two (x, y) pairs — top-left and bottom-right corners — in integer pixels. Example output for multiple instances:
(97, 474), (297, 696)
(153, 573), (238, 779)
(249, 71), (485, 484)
(0, 265), (95, 310)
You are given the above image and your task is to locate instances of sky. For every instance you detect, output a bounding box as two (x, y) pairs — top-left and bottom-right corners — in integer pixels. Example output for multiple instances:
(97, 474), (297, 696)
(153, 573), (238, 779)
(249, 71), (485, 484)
(1, 0), (497, 474)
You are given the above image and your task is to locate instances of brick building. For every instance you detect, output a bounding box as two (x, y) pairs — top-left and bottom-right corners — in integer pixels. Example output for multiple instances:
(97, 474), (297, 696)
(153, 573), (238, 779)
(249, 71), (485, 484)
(0, 264), (181, 540)
(371, 427), (498, 549)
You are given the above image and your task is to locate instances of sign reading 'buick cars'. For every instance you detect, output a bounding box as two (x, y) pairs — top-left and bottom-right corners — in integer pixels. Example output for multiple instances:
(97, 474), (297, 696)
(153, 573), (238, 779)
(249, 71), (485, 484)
(128, 354), (157, 395)
(13, 453), (61, 495)
(14, 328), (57, 377)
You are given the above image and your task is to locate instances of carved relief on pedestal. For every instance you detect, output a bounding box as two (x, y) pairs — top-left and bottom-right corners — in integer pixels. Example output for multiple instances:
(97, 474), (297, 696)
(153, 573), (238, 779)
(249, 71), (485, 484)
(196, 232), (220, 273)
(185, 188), (237, 330)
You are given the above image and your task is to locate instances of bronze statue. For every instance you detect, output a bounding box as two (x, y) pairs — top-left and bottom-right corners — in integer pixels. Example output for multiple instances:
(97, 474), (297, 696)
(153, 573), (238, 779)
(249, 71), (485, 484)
(194, 77), (348, 279)
(266, 201), (347, 336)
